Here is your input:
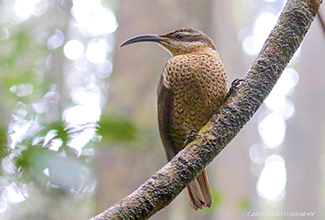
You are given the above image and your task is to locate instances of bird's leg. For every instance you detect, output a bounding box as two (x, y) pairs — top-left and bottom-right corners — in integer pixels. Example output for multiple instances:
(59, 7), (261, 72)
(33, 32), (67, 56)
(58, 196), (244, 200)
(183, 129), (199, 147)
(226, 78), (245, 99)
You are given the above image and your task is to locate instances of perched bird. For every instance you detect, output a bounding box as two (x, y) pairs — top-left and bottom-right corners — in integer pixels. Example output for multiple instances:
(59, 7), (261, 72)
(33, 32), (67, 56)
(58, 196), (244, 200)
(121, 28), (228, 210)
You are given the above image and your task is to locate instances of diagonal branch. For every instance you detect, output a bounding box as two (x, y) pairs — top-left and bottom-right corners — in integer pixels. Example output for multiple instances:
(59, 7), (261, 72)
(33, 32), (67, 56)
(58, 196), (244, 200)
(91, 0), (322, 219)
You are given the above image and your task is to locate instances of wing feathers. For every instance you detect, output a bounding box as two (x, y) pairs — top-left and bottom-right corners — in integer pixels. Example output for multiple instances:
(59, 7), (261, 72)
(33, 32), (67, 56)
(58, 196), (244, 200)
(157, 74), (176, 161)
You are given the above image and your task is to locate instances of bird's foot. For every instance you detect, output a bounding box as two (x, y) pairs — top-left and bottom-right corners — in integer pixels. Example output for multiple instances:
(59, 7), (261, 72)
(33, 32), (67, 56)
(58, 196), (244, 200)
(183, 129), (199, 147)
(226, 78), (245, 99)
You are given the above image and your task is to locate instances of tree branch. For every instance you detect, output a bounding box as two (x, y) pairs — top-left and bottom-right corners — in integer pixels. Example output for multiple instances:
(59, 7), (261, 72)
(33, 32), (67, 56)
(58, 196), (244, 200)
(91, 0), (322, 219)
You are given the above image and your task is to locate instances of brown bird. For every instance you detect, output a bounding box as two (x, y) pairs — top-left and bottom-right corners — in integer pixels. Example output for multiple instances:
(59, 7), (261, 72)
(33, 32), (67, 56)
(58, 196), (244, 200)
(121, 28), (228, 210)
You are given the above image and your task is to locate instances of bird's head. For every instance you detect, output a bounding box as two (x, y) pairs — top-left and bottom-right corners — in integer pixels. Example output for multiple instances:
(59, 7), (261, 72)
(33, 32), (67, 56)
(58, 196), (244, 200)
(120, 28), (216, 56)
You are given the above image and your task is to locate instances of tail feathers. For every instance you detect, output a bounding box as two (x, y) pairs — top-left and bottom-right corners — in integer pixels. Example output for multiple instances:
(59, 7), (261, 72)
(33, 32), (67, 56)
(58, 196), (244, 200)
(186, 169), (212, 210)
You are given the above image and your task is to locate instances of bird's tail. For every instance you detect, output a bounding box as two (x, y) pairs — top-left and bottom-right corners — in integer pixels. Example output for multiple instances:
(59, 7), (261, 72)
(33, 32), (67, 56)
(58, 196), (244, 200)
(186, 169), (212, 210)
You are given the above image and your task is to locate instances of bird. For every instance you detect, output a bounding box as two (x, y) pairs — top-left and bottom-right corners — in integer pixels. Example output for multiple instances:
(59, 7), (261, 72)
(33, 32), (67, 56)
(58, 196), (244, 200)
(120, 28), (228, 210)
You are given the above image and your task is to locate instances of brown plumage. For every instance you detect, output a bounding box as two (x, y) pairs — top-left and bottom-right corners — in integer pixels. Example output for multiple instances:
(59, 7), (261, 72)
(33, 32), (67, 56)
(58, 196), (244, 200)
(121, 28), (228, 210)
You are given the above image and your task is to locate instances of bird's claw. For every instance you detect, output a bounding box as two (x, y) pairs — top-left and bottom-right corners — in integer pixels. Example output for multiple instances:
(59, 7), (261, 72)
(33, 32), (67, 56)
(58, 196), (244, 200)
(226, 78), (245, 99)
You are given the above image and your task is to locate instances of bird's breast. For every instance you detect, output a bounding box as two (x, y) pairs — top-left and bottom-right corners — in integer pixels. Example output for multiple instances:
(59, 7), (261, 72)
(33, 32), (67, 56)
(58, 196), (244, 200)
(161, 50), (227, 150)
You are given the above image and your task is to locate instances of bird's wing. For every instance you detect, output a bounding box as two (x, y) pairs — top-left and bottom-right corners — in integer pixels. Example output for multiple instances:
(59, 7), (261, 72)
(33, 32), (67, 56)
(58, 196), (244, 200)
(157, 57), (204, 161)
(157, 72), (177, 161)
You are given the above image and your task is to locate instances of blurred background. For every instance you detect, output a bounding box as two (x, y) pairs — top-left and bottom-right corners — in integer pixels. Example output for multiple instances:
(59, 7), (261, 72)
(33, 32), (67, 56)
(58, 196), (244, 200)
(0, 0), (324, 219)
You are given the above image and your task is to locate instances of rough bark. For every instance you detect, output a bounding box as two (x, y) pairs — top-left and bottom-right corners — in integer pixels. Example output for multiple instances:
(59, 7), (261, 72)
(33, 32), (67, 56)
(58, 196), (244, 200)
(91, 0), (322, 219)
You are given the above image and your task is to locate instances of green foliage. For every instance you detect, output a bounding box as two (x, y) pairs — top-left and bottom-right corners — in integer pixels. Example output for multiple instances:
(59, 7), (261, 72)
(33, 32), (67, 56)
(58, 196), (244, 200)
(12, 121), (90, 193)
(2, 72), (37, 90)
(10, 116), (136, 192)
(0, 1), (131, 218)
(15, 144), (58, 186)
(0, 30), (31, 68)
(0, 127), (9, 176)
(14, 121), (66, 171)
(98, 117), (136, 142)
(238, 196), (251, 211)
(40, 121), (69, 143)
(13, 122), (68, 184)
(0, 127), (8, 157)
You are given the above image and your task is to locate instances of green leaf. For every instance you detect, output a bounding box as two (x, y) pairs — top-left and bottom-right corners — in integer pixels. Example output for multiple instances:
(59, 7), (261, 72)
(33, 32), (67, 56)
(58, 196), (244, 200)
(98, 117), (136, 142)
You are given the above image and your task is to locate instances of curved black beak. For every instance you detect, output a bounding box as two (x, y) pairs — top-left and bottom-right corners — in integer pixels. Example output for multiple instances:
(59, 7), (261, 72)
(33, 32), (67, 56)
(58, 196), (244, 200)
(120, 34), (165, 47)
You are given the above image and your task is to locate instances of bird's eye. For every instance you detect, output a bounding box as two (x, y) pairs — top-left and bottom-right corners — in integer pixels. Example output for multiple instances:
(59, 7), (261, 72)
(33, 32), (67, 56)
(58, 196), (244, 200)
(176, 33), (185, 39)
